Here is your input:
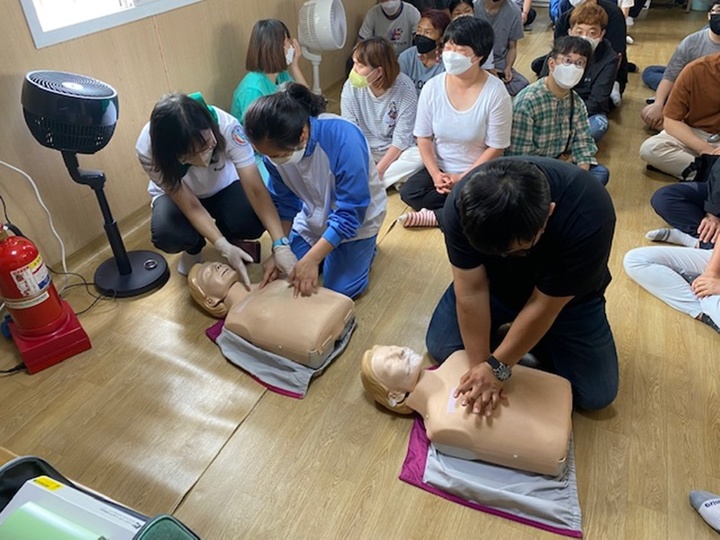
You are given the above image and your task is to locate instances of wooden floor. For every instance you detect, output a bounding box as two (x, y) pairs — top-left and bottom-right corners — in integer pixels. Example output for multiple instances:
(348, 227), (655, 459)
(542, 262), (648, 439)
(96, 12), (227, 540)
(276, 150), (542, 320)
(1, 7), (719, 539)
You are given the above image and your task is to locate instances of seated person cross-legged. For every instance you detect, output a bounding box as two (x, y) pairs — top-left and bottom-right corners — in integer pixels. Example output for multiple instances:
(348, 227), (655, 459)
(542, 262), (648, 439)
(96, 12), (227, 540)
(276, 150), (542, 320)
(508, 36), (610, 186)
(361, 346), (573, 476)
(342, 37), (423, 190)
(624, 242), (720, 334)
(538, 3), (619, 143)
(399, 16), (512, 228)
(188, 262), (355, 368)
(640, 52), (720, 180)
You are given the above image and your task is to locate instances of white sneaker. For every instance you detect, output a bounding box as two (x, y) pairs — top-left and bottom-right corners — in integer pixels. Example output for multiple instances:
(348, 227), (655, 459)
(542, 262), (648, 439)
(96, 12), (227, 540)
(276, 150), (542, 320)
(177, 251), (203, 276)
(610, 81), (622, 107)
(625, 16), (634, 26)
(626, 35), (634, 45)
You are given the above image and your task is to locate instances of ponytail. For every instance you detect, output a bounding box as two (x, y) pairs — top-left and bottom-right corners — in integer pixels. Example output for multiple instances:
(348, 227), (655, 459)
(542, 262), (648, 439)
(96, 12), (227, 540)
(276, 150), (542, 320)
(244, 83), (327, 151)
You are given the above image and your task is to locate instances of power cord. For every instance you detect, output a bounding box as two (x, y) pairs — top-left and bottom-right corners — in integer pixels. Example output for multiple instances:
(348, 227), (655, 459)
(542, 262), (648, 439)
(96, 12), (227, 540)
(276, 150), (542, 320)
(0, 159), (70, 293)
(0, 363), (26, 374)
(46, 266), (116, 316)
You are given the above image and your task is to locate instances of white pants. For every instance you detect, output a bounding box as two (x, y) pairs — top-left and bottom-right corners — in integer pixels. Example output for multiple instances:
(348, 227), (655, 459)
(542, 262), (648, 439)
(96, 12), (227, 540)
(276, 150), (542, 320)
(639, 127), (718, 179)
(375, 146), (423, 190)
(623, 246), (720, 326)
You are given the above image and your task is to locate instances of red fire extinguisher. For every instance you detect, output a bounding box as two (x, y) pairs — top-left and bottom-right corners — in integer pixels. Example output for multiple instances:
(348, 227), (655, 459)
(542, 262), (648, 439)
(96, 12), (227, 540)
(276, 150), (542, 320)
(0, 227), (67, 337)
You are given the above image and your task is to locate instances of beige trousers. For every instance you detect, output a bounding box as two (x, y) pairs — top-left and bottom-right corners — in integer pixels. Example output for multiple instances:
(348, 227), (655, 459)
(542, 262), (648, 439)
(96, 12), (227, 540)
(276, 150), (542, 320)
(639, 127), (717, 179)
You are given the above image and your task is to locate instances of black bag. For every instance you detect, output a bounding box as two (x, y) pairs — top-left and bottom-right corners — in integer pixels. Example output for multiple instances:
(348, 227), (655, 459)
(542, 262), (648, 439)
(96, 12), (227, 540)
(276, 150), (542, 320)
(681, 154), (720, 183)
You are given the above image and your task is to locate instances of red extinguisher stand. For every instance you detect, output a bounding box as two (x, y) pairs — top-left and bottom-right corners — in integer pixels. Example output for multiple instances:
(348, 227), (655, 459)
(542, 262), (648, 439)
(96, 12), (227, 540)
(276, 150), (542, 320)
(0, 227), (91, 373)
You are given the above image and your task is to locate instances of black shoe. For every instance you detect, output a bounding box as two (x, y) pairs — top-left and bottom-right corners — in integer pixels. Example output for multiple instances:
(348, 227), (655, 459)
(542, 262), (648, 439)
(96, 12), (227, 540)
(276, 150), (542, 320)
(628, 62), (638, 73)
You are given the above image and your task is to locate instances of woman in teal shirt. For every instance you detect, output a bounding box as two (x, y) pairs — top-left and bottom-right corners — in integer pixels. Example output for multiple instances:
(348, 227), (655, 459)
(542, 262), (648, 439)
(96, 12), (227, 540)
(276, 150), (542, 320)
(232, 19), (308, 181)
(232, 19), (308, 121)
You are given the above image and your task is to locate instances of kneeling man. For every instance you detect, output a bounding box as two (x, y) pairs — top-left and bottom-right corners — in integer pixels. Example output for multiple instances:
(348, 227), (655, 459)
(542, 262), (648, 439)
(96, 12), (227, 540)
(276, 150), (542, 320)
(427, 157), (617, 413)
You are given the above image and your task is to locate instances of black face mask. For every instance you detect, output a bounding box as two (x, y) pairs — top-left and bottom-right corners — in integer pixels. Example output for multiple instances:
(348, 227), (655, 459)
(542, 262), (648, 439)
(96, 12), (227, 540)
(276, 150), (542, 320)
(413, 34), (438, 54)
(711, 14), (720, 35)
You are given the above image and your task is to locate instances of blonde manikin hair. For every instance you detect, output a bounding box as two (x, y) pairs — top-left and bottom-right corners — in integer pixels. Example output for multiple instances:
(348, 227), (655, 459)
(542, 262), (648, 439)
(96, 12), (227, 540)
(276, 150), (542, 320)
(187, 263), (230, 319)
(360, 347), (415, 415)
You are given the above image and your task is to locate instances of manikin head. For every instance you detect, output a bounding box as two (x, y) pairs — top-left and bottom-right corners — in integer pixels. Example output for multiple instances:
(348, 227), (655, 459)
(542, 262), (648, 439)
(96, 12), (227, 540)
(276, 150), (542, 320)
(360, 346), (424, 414)
(188, 262), (247, 318)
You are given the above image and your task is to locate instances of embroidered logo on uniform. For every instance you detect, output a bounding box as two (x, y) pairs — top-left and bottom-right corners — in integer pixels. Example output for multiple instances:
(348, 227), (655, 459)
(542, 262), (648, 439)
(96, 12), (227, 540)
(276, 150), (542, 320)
(232, 126), (248, 146)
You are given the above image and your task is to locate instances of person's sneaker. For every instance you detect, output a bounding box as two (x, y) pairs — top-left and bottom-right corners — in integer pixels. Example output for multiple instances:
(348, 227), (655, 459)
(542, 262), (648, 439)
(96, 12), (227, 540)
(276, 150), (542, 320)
(610, 81), (622, 107)
(524, 24), (533, 31)
(625, 16), (634, 26)
(178, 251), (203, 276)
(626, 35), (634, 45)
(628, 62), (638, 73)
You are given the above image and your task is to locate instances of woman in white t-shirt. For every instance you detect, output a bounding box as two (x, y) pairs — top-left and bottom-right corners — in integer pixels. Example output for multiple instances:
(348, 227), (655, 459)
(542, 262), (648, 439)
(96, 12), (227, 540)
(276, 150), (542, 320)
(341, 37), (423, 189)
(399, 16), (512, 227)
(136, 93), (296, 281)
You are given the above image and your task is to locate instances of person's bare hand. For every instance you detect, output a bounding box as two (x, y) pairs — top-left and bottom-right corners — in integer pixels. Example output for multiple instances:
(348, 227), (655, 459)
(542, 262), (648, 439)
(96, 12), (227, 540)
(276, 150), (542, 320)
(503, 67), (514, 83)
(692, 272), (720, 298)
(698, 214), (720, 244)
(289, 255), (319, 297)
(640, 102), (664, 131)
(433, 172), (453, 194)
(453, 362), (506, 416)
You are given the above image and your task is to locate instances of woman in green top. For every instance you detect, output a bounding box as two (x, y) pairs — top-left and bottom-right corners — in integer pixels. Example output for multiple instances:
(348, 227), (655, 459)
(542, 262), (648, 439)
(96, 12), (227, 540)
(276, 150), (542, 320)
(232, 19), (308, 121)
(231, 19), (308, 181)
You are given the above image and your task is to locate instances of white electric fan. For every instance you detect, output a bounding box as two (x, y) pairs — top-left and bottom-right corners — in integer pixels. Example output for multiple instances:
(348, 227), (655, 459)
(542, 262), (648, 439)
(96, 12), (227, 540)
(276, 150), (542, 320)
(297, 0), (347, 94)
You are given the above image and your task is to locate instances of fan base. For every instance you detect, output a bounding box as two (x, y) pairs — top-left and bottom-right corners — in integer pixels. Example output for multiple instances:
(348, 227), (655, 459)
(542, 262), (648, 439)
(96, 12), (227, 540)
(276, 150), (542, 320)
(94, 250), (170, 298)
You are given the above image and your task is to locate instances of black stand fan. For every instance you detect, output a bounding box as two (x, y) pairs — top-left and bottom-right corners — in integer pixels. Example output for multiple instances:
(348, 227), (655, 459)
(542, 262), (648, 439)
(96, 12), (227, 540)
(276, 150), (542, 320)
(21, 70), (169, 297)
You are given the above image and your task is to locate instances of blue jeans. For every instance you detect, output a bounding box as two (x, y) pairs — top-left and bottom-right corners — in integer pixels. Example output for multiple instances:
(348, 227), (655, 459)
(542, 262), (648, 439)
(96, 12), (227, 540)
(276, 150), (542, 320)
(289, 232), (377, 299)
(426, 284), (619, 411)
(650, 182), (714, 249)
(588, 114), (609, 142)
(590, 164), (610, 186)
(642, 66), (666, 91)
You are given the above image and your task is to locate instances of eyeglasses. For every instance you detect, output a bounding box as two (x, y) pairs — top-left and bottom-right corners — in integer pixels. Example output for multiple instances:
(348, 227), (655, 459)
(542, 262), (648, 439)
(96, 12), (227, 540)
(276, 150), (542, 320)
(555, 55), (587, 69)
(500, 229), (544, 257)
(179, 132), (216, 162)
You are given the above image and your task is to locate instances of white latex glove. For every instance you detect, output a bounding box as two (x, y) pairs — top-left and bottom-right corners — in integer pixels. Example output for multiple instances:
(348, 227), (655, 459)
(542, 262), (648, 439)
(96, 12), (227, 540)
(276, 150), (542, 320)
(272, 245), (298, 276)
(214, 237), (253, 288)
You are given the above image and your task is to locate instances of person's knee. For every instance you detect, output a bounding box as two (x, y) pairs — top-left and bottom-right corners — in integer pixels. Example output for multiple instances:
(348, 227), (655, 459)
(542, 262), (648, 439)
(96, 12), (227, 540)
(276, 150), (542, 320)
(574, 382), (618, 411)
(639, 137), (659, 164)
(649, 185), (671, 215)
(622, 248), (647, 281)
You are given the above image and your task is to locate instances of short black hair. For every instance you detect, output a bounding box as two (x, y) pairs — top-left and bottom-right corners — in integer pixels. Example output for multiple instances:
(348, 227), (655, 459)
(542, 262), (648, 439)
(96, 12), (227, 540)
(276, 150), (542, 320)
(550, 35), (592, 63)
(447, 0), (474, 13)
(442, 15), (494, 65)
(244, 83), (327, 151)
(710, 0), (720, 11)
(458, 159), (551, 255)
(149, 93), (226, 191)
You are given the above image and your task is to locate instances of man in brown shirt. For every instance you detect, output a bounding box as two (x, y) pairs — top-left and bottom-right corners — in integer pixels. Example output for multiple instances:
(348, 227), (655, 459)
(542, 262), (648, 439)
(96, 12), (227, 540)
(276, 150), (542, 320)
(640, 51), (720, 179)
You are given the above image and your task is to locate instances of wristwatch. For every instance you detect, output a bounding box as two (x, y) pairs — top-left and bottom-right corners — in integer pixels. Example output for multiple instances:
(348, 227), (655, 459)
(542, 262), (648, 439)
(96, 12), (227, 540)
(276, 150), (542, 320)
(486, 355), (512, 381)
(272, 236), (290, 250)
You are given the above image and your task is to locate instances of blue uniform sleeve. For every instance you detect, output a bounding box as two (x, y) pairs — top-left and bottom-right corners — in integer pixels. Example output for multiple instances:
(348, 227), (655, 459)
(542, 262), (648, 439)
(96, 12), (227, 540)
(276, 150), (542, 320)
(263, 157), (303, 222)
(320, 120), (373, 247)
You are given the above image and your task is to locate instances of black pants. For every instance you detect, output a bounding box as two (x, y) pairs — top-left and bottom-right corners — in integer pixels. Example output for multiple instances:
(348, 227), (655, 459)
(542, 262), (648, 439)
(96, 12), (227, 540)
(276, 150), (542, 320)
(399, 167), (448, 222)
(651, 181), (714, 249)
(525, 7), (537, 25)
(150, 181), (265, 255)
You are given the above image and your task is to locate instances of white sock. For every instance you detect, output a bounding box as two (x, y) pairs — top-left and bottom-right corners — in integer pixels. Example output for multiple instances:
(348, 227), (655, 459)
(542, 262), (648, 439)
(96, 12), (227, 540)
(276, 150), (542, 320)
(611, 81), (622, 107)
(177, 251), (203, 276)
(690, 491), (720, 532)
(645, 228), (698, 248)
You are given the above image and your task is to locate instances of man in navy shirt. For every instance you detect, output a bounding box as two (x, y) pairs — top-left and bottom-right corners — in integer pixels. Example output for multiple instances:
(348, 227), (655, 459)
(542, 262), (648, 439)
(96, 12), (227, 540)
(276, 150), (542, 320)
(426, 157), (618, 413)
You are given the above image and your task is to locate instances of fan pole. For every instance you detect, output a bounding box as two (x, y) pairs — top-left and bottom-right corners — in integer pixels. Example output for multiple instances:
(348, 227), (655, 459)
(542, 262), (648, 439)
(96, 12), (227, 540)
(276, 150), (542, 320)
(61, 152), (169, 297)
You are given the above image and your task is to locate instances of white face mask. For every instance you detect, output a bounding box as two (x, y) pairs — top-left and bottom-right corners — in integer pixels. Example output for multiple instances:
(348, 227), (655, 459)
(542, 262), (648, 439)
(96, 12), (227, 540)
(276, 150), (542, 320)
(442, 50), (475, 76)
(579, 35), (601, 52)
(382, 0), (401, 14)
(269, 145), (306, 166)
(569, 0), (586, 6)
(285, 45), (295, 66)
(552, 63), (585, 89)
